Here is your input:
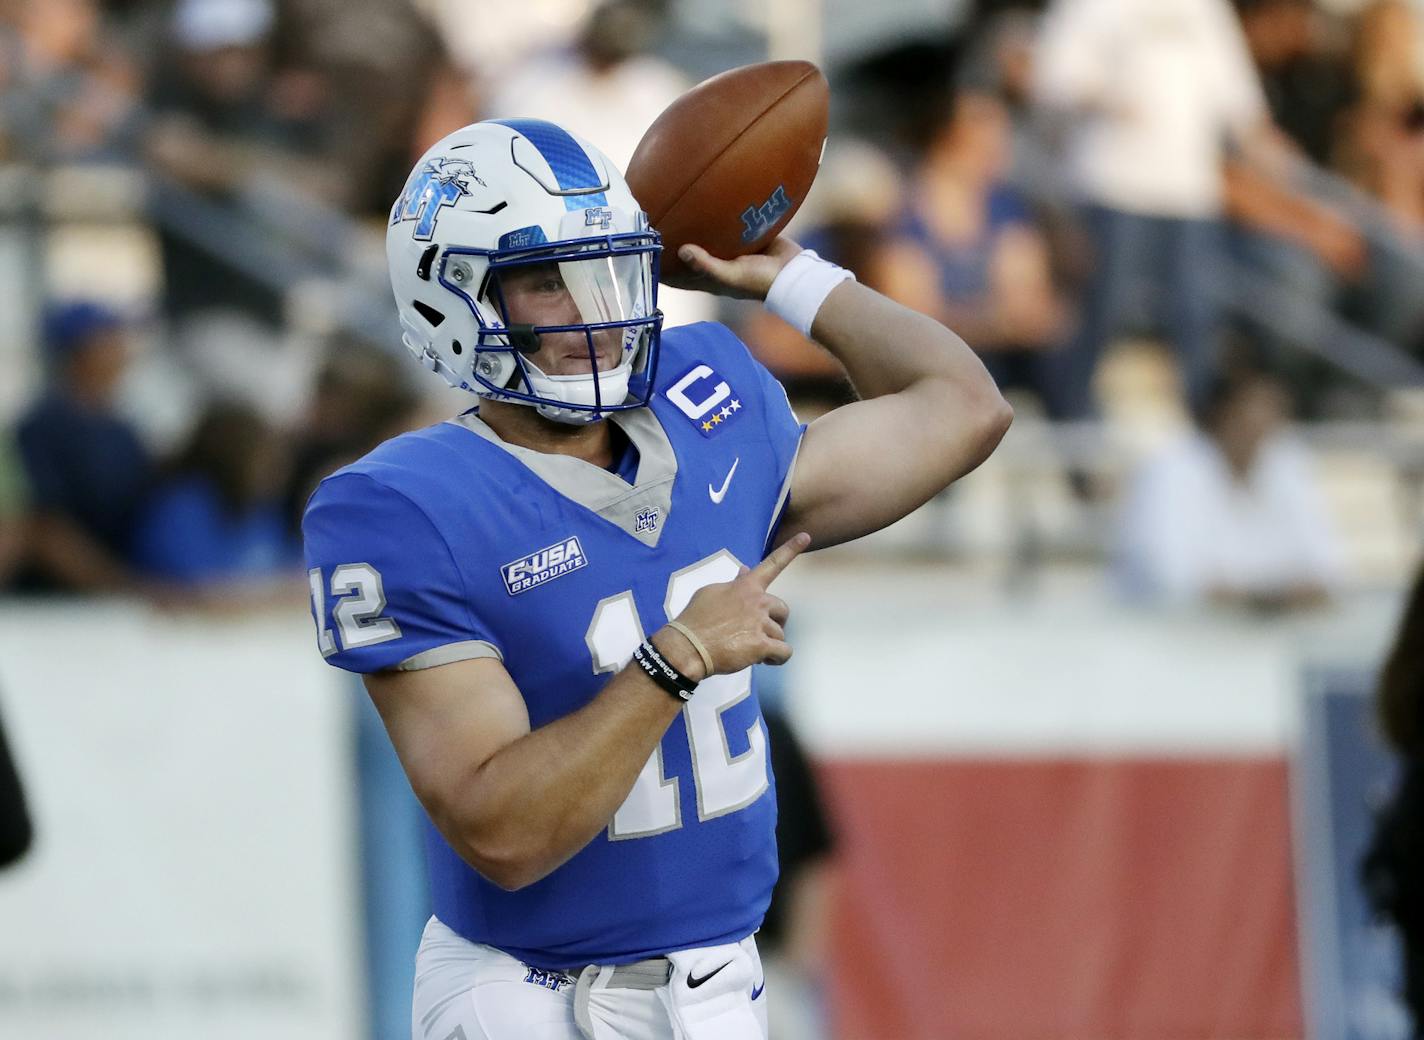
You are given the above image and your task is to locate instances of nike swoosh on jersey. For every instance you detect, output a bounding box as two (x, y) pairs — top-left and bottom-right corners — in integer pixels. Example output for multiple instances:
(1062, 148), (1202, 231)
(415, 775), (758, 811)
(708, 457), (740, 504)
(686, 961), (731, 989)
(751, 978), (766, 1000)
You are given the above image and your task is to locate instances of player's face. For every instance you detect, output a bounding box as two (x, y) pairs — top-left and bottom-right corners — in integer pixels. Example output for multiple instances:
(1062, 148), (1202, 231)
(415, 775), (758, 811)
(495, 262), (621, 375)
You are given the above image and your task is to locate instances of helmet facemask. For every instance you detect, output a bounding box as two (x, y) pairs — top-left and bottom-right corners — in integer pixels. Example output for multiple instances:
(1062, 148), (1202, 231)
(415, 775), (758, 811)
(439, 207), (662, 424)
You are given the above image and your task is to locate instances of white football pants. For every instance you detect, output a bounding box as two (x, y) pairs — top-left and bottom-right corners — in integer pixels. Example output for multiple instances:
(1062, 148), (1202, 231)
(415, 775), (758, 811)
(411, 917), (770, 1040)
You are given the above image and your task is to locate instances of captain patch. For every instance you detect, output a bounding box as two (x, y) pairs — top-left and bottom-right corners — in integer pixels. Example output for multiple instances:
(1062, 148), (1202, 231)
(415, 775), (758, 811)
(666, 363), (742, 438)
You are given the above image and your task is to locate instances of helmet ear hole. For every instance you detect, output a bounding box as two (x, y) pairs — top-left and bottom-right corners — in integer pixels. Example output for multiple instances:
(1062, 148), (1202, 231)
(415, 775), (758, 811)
(413, 301), (445, 327)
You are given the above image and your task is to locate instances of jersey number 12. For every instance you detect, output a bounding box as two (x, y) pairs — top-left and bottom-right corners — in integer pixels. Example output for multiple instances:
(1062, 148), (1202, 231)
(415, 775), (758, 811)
(585, 549), (769, 840)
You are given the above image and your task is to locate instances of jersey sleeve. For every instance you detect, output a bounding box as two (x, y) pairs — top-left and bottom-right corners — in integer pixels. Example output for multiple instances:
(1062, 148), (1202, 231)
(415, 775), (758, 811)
(302, 472), (503, 674)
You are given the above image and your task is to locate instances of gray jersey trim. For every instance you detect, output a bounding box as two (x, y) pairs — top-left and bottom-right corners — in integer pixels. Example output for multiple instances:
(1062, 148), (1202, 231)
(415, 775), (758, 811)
(395, 640), (503, 671)
(448, 410), (677, 548)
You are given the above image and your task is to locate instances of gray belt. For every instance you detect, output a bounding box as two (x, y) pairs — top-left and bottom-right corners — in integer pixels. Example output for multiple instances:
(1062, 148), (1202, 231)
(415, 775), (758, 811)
(604, 956), (672, 989)
(571, 956), (673, 1039)
(531, 955), (671, 990)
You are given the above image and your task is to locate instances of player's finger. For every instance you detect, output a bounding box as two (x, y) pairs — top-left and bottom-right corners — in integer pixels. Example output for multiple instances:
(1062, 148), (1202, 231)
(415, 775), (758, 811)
(761, 638), (794, 667)
(751, 531), (811, 588)
(762, 618), (785, 643)
(678, 244), (734, 280)
(764, 594), (789, 626)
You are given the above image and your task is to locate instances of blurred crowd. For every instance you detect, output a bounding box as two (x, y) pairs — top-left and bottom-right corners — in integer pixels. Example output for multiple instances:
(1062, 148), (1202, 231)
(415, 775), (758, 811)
(3, 3), (1422, 1037)
(3, 0), (1424, 611)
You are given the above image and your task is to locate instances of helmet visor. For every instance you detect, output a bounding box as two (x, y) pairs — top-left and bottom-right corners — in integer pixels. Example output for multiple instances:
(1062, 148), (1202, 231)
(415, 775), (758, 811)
(479, 240), (657, 385)
(486, 248), (651, 332)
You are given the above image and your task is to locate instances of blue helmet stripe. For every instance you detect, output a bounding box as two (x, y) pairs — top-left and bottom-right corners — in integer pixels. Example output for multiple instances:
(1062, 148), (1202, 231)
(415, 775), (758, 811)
(493, 119), (609, 210)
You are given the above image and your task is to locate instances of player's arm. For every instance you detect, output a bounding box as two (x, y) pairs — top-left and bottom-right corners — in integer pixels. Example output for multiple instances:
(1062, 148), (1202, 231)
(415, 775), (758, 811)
(363, 534), (808, 892)
(679, 239), (1014, 548)
(364, 652), (677, 892)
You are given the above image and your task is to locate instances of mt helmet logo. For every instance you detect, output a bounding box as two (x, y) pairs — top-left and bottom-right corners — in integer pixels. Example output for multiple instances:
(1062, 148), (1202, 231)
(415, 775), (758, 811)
(391, 158), (487, 241)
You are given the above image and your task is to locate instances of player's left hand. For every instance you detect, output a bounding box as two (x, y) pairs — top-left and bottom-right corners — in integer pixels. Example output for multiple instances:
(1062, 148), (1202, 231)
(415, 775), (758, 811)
(663, 237), (802, 300)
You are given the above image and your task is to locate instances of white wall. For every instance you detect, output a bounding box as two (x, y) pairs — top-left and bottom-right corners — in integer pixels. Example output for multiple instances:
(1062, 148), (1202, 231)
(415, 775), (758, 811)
(0, 603), (364, 1040)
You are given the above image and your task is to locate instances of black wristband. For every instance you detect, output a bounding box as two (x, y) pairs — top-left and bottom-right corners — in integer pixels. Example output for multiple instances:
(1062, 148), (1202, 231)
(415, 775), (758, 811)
(631, 640), (698, 702)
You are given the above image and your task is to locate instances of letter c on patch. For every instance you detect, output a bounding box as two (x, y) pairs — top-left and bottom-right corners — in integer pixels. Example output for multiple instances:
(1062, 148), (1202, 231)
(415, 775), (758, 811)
(668, 365), (730, 420)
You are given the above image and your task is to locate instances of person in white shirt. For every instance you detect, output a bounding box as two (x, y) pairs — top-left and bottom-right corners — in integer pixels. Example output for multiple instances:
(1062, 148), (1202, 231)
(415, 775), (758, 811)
(1034, 0), (1269, 419)
(1114, 364), (1345, 609)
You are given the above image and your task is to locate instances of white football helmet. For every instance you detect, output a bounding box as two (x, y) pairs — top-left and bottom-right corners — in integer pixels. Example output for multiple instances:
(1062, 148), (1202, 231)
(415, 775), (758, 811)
(386, 119), (663, 423)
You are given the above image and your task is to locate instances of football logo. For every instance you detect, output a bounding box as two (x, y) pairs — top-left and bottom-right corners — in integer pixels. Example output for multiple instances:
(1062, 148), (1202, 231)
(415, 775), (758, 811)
(740, 185), (791, 244)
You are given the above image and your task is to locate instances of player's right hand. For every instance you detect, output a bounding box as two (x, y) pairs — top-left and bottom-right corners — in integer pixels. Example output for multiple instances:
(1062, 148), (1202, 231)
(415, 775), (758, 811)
(667, 236), (803, 300)
(657, 532), (811, 679)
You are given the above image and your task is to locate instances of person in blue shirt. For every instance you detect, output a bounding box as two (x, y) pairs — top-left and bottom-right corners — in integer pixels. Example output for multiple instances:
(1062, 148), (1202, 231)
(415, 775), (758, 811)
(132, 400), (300, 586)
(13, 301), (152, 594)
(302, 119), (1012, 1040)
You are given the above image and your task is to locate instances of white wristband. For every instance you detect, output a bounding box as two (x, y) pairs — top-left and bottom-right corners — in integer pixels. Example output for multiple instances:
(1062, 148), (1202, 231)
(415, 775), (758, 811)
(764, 249), (855, 338)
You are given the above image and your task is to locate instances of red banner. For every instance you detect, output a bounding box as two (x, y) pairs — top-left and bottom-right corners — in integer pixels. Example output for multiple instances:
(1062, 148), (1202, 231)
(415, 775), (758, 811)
(821, 758), (1302, 1040)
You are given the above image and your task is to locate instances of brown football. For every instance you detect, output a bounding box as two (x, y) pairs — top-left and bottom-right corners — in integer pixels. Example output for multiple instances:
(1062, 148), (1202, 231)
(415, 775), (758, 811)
(625, 60), (829, 280)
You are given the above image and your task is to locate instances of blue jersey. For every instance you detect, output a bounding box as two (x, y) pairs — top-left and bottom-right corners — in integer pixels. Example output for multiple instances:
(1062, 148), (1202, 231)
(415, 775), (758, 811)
(302, 322), (805, 968)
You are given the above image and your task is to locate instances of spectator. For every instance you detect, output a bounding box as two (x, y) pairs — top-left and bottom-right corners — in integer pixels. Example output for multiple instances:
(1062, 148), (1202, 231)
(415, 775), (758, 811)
(966, 9), (1074, 212)
(1363, 558), (1424, 1038)
(1339, 0), (1424, 233)
(0, 0), (141, 163)
(879, 90), (1069, 414)
(144, 0), (331, 326)
(1225, 0), (1371, 413)
(281, 344), (421, 536)
(1114, 362), (1345, 609)
(131, 400), (300, 587)
(275, 0), (477, 219)
(1033, 0), (1270, 418)
(1330, 0), (1424, 354)
(1239, 0), (1354, 168)
(1223, 0), (1424, 412)
(13, 300), (152, 594)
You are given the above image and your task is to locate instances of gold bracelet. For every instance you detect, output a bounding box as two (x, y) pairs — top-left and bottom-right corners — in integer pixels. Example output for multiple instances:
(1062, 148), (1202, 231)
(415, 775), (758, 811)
(664, 620), (715, 680)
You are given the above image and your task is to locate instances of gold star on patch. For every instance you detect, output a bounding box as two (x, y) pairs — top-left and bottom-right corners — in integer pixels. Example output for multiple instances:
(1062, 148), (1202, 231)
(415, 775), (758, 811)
(711, 413), (723, 425)
(701, 420), (714, 432)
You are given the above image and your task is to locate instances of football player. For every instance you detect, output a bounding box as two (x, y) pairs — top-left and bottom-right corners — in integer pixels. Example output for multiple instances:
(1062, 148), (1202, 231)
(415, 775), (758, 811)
(303, 119), (1011, 1039)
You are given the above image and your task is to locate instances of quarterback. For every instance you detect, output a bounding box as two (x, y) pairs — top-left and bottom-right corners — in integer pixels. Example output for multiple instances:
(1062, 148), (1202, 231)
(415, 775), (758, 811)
(303, 119), (1011, 1039)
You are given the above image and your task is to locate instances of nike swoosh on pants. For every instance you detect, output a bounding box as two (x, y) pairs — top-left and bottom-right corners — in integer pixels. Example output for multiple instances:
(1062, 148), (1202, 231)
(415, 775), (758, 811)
(686, 961), (731, 988)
